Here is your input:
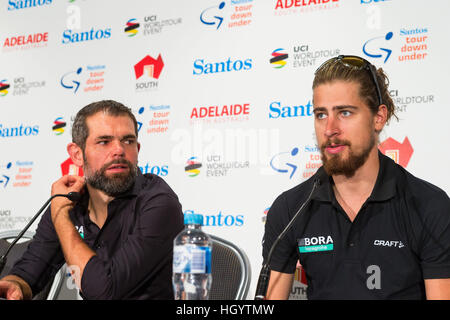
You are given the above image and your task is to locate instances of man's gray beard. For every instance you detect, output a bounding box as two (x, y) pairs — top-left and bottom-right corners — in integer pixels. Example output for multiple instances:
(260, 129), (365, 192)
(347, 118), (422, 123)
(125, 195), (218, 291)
(320, 134), (376, 178)
(84, 159), (138, 197)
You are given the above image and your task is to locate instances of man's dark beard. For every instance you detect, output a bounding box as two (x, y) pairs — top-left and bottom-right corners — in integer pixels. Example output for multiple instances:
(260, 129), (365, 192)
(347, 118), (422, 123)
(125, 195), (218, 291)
(84, 158), (138, 197)
(320, 134), (375, 178)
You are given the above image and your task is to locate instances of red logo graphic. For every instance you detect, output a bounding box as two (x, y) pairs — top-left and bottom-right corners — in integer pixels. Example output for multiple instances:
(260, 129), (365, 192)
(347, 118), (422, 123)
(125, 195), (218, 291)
(61, 158), (84, 177)
(134, 54), (164, 80)
(294, 262), (307, 285)
(378, 137), (413, 168)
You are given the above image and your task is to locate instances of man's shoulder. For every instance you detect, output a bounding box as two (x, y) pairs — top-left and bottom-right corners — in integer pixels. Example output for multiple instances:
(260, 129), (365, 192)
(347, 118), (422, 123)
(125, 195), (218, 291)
(136, 173), (180, 202)
(275, 168), (325, 209)
(392, 162), (450, 209)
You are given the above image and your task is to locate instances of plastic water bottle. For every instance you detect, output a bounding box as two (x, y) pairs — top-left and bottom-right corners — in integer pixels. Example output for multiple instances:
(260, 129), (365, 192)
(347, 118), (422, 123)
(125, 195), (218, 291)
(173, 213), (212, 300)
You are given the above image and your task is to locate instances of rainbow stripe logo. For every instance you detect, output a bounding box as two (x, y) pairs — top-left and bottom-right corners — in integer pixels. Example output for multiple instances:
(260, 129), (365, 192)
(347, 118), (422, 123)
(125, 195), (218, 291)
(124, 19), (140, 37)
(185, 157), (202, 177)
(270, 48), (288, 69)
(0, 79), (10, 96)
(52, 117), (66, 135)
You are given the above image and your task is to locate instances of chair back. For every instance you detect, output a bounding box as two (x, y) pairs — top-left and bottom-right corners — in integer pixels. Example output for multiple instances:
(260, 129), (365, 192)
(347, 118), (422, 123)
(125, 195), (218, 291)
(209, 235), (251, 300)
(0, 230), (64, 300)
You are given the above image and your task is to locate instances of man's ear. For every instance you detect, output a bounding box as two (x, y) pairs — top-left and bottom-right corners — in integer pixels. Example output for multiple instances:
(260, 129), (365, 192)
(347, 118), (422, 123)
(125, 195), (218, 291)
(67, 142), (84, 168)
(374, 104), (388, 133)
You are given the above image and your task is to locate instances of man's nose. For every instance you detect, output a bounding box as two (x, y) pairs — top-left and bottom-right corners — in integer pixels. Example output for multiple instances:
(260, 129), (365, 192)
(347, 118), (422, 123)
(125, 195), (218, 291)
(324, 115), (340, 138)
(111, 140), (125, 157)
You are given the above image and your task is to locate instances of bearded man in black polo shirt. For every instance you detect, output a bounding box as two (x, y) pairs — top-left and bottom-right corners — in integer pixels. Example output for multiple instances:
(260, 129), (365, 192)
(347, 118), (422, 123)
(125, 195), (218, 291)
(263, 55), (450, 299)
(0, 100), (184, 300)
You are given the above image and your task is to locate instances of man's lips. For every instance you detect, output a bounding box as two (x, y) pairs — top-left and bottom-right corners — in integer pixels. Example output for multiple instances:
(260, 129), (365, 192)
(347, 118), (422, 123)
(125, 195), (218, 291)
(106, 163), (129, 172)
(325, 144), (347, 154)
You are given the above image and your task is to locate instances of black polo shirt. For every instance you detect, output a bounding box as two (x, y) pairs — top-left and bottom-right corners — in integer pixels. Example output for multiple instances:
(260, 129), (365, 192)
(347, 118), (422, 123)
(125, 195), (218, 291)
(10, 172), (184, 300)
(263, 151), (450, 299)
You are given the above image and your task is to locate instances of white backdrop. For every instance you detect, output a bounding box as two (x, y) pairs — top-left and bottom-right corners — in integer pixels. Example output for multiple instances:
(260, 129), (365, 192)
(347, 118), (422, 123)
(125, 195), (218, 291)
(0, 0), (449, 299)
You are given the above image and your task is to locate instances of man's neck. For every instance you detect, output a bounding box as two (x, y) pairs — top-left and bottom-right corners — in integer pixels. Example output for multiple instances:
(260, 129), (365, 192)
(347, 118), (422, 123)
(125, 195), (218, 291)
(86, 184), (114, 229)
(331, 148), (380, 221)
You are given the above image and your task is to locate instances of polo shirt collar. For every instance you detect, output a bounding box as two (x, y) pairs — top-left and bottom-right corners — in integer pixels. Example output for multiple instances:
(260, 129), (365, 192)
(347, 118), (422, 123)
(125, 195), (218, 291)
(71, 170), (144, 215)
(114, 170), (144, 199)
(312, 150), (397, 203)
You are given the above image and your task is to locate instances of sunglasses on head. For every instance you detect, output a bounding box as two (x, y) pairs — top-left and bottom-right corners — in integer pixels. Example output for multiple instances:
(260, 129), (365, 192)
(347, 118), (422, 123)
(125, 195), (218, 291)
(316, 55), (383, 106)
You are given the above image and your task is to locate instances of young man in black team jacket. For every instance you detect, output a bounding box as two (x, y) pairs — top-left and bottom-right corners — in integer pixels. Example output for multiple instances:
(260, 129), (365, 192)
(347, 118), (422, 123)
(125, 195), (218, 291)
(0, 100), (184, 300)
(263, 55), (450, 300)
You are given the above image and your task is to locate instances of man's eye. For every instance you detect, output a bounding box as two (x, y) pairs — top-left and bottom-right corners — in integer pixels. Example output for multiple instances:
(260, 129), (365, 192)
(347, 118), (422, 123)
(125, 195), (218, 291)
(98, 141), (108, 145)
(340, 110), (352, 117)
(315, 113), (327, 120)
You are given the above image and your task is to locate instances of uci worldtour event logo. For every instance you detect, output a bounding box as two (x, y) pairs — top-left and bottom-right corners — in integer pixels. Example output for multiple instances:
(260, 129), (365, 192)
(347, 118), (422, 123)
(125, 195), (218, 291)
(193, 57), (252, 75)
(0, 80), (10, 96)
(7, 0), (52, 11)
(189, 103), (250, 125)
(60, 65), (106, 94)
(200, 0), (253, 30)
(124, 19), (140, 37)
(184, 210), (244, 227)
(184, 155), (249, 178)
(389, 88), (435, 114)
(270, 48), (288, 69)
(52, 117), (66, 135)
(2, 32), (49, 52)
(270, 145), (322, 180)
(62, 26), (111, 44)
(4, 76), (46, 96)
(0, 207), (32, 231)
(185, 157), (202, 177)
(378, 137), (413, 168)
(134, 54), (164, 92)
(136, 105), (171, 134)
(363, 27), (429, 64)
(292, 45), (339, 69)
(0, 161), (34, 189)
(270, 46), (340, 69)
(124, 14), (182, 37)
(274, 0), (340, 15)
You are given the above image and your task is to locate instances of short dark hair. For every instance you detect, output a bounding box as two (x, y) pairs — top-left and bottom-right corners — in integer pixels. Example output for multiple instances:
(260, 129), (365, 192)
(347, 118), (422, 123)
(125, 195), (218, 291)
(72, 100), (138, 151)
(313, 57), (398, 124)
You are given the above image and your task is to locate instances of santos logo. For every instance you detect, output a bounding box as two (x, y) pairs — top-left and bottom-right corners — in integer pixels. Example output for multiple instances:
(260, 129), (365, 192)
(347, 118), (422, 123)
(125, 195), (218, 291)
(193, 57), (252, 75)
(7, 0), (52, 11)
(138, 163), (168, 176)
(269, 101), (313, 118)
(184, 210), (244, 227)
(62, 27), (111, 44)
(0, 124), (39, 138)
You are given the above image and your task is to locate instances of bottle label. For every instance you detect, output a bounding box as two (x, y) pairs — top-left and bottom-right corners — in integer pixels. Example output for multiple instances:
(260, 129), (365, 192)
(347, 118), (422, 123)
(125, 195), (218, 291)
(173, 245), (212, 274)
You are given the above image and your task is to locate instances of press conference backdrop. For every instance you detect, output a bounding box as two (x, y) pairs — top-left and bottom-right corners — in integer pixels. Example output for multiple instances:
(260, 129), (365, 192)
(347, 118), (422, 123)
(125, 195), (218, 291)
(0, 0), (449, 300)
